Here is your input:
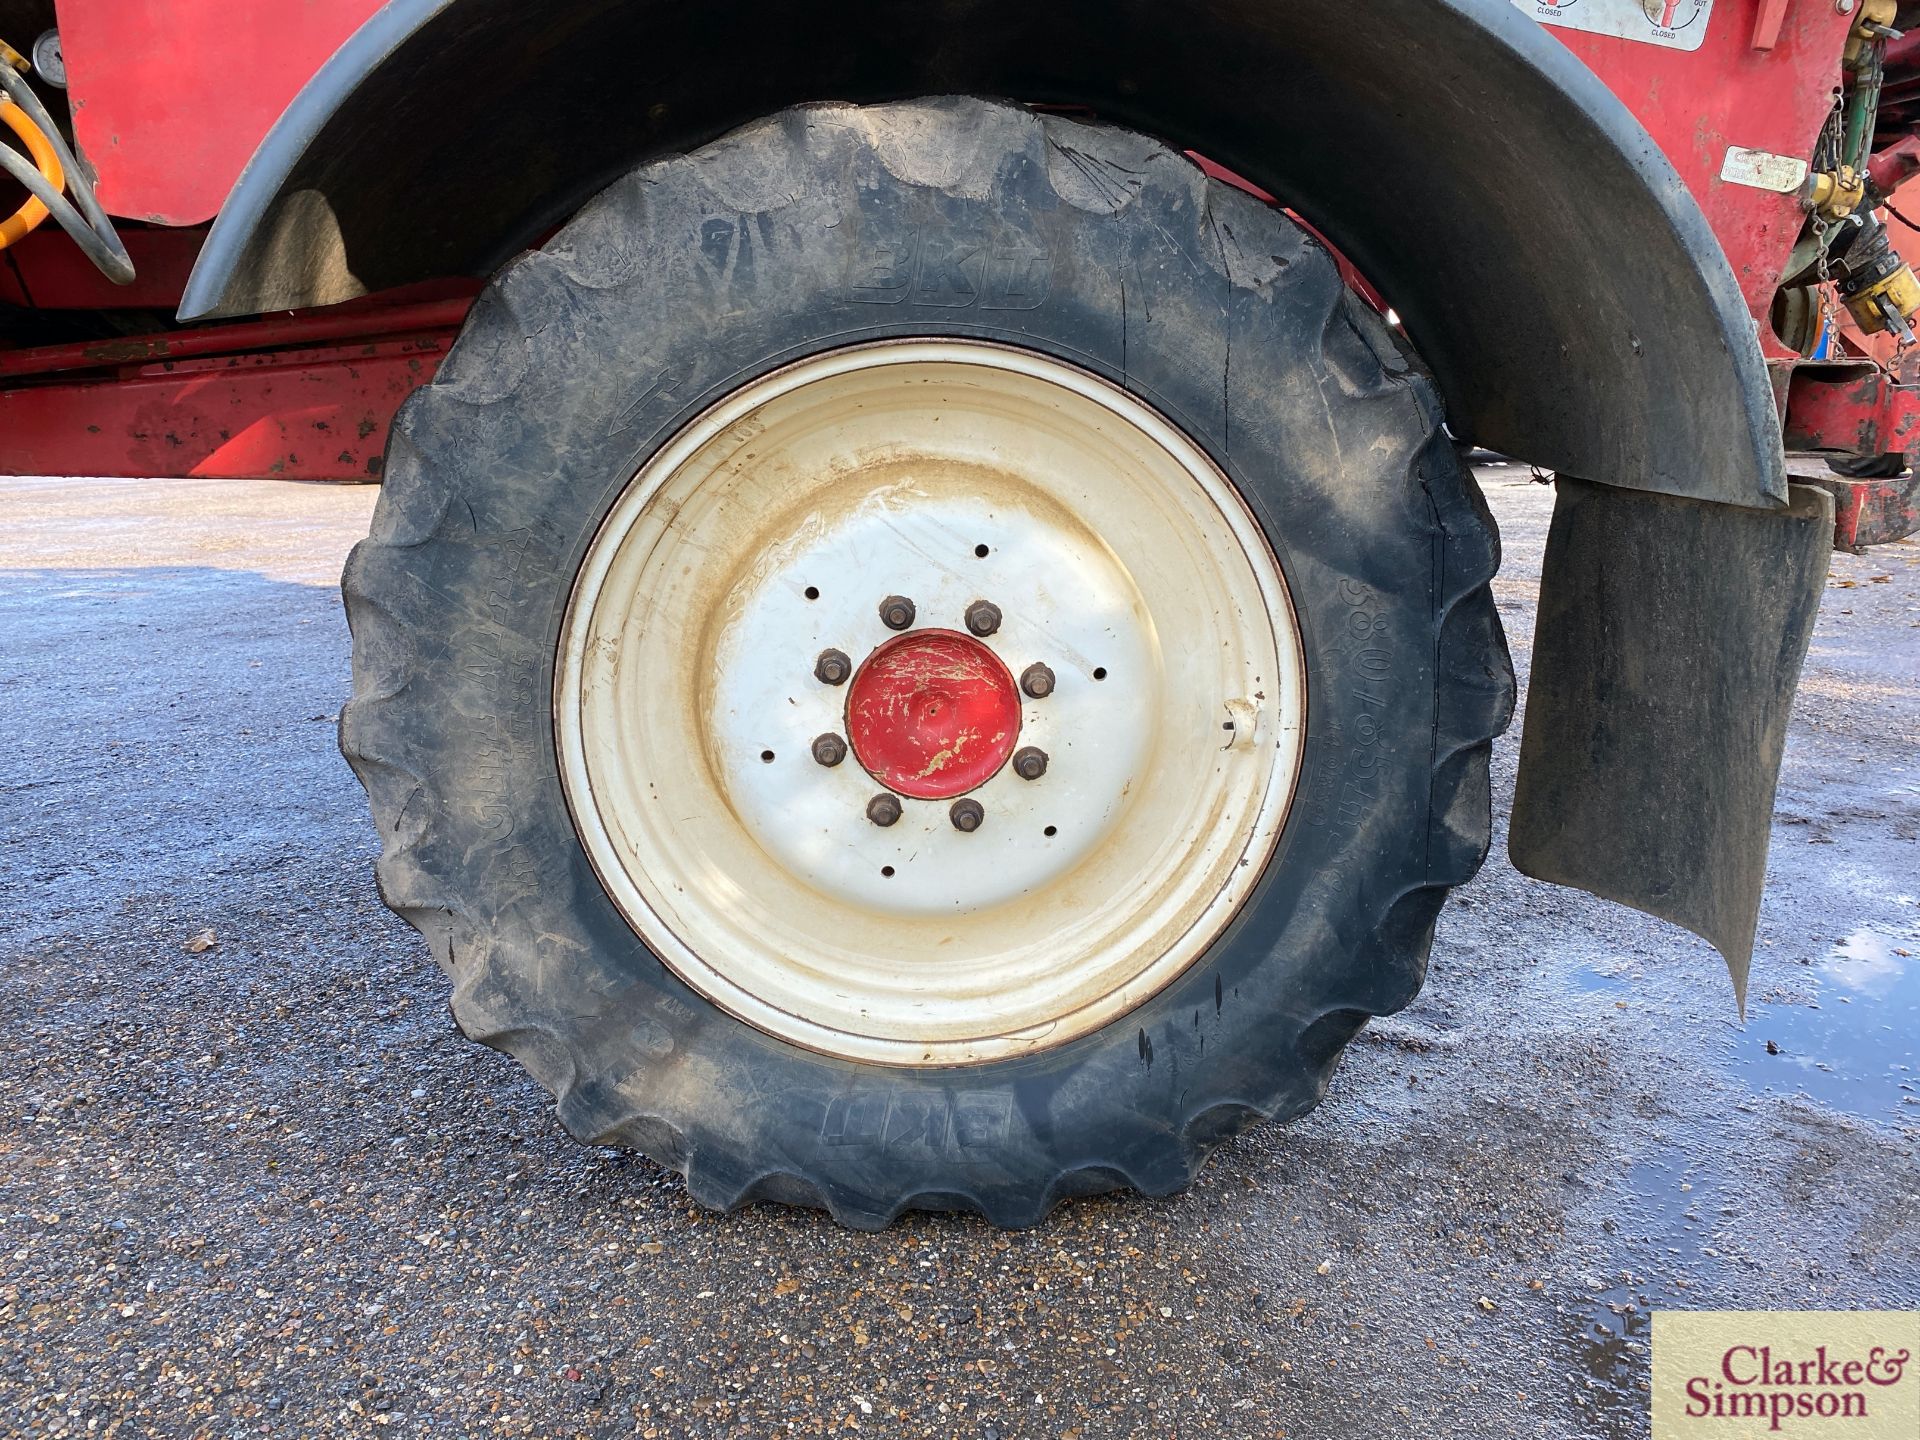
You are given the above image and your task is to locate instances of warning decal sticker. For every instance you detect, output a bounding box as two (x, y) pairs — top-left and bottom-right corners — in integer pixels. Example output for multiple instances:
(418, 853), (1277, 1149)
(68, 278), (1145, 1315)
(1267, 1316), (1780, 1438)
(1514, 0), (1715, 51)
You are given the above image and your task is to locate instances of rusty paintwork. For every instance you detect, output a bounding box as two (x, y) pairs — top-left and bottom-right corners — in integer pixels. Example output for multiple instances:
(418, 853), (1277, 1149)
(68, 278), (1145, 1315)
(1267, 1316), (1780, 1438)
(1798, 471), (1920, 547)
(0, 296), (470, 480)
(1781, 362), (1920, 455)
(0, 332), (447, 481)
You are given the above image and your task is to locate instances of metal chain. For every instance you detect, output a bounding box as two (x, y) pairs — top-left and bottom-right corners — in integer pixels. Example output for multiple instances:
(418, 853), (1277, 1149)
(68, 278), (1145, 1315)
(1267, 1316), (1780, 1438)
(1811, 100), (1845, 284)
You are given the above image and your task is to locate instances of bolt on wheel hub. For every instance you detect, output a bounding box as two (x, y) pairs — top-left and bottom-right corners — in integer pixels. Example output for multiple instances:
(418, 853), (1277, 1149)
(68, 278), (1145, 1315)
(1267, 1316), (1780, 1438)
(555, 339), (1306, 1065)
(845, 629), (1022, 800)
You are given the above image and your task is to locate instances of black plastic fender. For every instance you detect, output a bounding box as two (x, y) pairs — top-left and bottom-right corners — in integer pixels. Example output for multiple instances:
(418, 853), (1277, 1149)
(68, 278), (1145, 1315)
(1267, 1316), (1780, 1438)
(180, 0), (1786, 510)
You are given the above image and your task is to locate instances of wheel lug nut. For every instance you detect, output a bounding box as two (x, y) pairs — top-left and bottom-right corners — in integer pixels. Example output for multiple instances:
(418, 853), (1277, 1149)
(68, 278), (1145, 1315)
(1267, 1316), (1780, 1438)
(1011, 746), (1049, 781)
(812, 733), (848, 767)
(866, 793), (903, 827)
(879, 595), (916, 631)
(949, 798), (985, 832)
(964, 600), (1002, 637)
(814, 648), (852, 686)
(1019, 662), (1055, 699)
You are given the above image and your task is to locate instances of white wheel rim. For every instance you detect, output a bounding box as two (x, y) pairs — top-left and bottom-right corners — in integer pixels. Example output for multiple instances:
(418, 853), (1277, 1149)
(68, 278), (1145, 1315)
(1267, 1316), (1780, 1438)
(556, 339), (1306, 1065)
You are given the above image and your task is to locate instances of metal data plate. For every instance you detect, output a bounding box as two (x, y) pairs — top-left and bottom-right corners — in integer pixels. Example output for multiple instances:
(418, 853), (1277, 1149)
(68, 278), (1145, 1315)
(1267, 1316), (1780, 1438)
(1720, 146), (1810, 194)
(1512, 0), (1716, 51)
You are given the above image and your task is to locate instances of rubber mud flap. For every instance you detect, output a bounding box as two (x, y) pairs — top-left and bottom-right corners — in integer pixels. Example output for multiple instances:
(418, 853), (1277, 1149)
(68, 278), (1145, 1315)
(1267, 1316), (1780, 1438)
(340, 98), (1515, 1228)
(1509, 479), (1834, 1006)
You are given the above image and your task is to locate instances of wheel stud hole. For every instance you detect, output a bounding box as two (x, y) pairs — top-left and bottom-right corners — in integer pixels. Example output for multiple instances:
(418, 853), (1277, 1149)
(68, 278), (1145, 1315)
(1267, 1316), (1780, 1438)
(803, 585), (820, 601)
(973, 543), (989, 558)
(1092, 666), (1108, 681)
(1043, 825), (1058, 837)
(881, 865), (896, 878)
(760, 750), (775, 763)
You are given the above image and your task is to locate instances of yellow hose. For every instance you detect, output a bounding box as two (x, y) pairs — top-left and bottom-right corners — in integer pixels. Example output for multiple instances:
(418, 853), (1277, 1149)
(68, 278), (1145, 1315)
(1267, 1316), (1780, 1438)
(0, 92), (65, 251)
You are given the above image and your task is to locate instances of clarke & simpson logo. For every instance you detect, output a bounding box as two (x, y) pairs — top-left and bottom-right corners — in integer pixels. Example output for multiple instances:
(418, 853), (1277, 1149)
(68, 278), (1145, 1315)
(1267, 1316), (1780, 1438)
(1654, 1312), (1919, 1438)
(1685, 1342), (1909, 1427)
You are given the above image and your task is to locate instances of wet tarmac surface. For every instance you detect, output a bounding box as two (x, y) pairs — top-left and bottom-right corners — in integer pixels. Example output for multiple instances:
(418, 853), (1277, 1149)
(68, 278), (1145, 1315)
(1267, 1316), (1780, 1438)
(0, 471), (1915, 1439)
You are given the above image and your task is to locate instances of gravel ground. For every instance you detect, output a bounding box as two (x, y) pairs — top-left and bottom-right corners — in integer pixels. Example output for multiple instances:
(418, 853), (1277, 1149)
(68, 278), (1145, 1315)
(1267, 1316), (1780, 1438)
(0, 470), (1915, 1440)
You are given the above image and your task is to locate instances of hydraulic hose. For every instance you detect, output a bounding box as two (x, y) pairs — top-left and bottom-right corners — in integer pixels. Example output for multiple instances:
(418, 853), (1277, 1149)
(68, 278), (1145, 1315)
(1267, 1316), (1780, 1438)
(0, 142), (131, 280)
(0, 94), (61, 248)
(0, 56), (132, 282)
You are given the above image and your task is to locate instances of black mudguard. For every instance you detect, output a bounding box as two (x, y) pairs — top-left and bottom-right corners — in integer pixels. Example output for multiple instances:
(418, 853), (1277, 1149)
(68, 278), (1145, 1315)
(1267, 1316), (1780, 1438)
(1509, 480), (1834, 1002)
(180, 0), (1784, 510)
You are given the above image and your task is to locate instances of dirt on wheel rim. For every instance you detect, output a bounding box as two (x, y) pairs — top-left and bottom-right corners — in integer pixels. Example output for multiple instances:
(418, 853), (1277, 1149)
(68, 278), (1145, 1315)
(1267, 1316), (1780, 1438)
(553, 338), (1306, 1066)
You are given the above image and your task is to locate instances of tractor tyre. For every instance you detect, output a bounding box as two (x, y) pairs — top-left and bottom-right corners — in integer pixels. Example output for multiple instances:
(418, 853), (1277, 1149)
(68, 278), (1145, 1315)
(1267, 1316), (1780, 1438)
(340, 97), (1514, 1228)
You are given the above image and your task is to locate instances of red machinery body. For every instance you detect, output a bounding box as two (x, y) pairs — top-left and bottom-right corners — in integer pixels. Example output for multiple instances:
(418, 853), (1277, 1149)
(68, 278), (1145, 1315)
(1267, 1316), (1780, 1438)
(2, 0), (1919, 500)
(1530, 0), (1854, 344)
(58, 0), (377, 226)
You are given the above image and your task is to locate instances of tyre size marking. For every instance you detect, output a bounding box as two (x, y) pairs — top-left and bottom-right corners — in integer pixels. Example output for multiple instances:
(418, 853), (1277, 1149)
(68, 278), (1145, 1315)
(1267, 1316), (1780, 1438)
(1308, 579), (1393, 835)
(819, 1089), (1014, 1158)
(655, 994), (697, 1023)
(1341, 667), (1389, 829)
(1513, 0), (1714, 51)
(846, 229), (1051, 310)
(460, 639), (534, 840)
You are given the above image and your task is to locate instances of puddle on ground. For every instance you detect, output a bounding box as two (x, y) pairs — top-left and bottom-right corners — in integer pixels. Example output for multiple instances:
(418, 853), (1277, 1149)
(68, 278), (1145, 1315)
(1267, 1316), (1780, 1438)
(1614, 1150), (1723, 1270)
(1570, 957), (1638, 993)
(1555, 932), (1915, 1432)
(1567, 1281), (1654, 1440)
(1568, 932), (1916, 1124)
(1558, 1152), (1703, 1437)
(1736, 929), (1920, 1125)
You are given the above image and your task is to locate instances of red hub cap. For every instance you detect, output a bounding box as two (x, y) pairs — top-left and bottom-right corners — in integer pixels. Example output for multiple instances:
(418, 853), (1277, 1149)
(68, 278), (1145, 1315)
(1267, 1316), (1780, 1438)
(845, 629), (1022, 799)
